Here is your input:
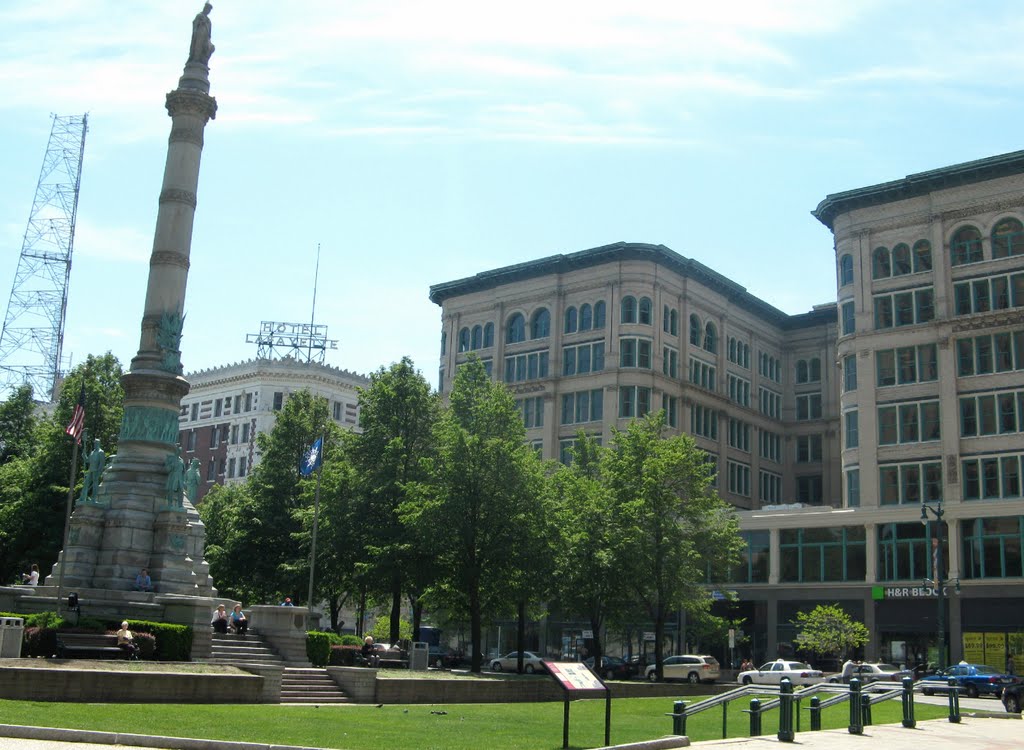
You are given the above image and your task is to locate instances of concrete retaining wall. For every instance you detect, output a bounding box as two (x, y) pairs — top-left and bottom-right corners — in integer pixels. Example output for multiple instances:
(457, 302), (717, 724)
(0, 664), (262, 703)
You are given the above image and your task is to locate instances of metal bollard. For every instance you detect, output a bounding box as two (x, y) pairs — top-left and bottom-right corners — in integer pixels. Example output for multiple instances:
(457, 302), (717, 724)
(749, 698), (762, 737)
(947, 678), (961, 724)
(861, 692), (872, 726)
(848, 678), (863, 735)
(901, 676), (916, 728)
(672, 700), (687, 735)
(721, 700), (728, 739)
(809, 696), (821, 732)
(778, 678), (795, 742)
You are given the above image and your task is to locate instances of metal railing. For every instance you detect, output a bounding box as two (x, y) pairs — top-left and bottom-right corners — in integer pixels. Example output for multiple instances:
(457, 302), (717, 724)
(666, 676), (963, 743)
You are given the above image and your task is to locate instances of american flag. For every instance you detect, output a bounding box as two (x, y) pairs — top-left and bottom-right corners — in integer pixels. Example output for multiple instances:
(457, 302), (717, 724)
(65, 383), (86, 445)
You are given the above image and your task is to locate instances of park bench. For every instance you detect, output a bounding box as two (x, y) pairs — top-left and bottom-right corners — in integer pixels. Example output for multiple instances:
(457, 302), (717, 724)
(55, 632), (127, 660)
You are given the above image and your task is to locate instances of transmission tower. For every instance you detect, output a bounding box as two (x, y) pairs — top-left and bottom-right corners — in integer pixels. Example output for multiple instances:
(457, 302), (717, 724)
(0, 113), (88, 401)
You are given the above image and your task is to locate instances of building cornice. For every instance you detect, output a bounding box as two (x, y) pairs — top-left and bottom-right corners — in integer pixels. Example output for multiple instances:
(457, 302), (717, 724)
(186, 357), (369, 389)
(812, 149), (1024, 231)
(429, 241), (832, 329)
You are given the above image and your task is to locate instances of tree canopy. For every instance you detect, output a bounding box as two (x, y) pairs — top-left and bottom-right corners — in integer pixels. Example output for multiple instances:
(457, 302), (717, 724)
(792, 604), (870, 660)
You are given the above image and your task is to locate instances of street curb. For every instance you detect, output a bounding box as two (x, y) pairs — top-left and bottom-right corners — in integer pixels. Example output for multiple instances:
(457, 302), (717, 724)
(0, 724), (330, 750)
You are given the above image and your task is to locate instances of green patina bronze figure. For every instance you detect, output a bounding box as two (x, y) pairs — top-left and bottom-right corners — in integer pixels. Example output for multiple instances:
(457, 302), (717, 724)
(78, 438), (106, 505)
(165, 447), (186, 508)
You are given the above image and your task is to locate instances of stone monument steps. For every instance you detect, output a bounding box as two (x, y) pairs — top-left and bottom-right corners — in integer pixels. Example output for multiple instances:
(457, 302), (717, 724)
(209, 631), (284, 665)
(280, 667), (350, 704)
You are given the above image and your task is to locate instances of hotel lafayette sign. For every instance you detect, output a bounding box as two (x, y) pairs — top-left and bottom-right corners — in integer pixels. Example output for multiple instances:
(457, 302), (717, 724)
(246, 321), (338, 362)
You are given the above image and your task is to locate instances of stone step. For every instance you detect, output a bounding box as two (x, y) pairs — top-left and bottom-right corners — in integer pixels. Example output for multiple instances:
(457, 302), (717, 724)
(278, 666), (349, 704)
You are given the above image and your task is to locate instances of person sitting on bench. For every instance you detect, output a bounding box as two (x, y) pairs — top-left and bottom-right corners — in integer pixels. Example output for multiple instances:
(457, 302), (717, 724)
(117, 621), (139, 660)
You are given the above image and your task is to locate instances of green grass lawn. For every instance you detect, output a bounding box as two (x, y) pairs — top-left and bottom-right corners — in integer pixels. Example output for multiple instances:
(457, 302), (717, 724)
(0, 695), (950, 750)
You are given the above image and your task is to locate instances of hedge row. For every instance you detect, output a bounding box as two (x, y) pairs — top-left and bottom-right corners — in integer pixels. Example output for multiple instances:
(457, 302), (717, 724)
(0, 611), (192, 661)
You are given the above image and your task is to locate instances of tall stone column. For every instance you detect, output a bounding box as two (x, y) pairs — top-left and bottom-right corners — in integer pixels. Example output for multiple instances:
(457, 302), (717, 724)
(51, 5), (218, 596)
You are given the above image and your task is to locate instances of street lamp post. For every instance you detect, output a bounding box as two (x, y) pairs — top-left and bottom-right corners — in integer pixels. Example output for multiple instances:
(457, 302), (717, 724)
(921, 501), (946, 671)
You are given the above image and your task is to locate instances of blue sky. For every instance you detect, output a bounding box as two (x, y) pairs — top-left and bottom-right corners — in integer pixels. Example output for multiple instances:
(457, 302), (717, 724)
(1, 1), (1022, 392)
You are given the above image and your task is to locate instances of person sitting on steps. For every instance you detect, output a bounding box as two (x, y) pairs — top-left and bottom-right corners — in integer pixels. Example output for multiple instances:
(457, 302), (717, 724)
(211, 604), (229, 634)
(230, 604), (248, 636)
(117, 621), (139, 660)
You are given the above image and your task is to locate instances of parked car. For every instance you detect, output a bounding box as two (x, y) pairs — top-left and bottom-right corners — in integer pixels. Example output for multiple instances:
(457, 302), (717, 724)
(918, 663), (1019, 698)
(1001, 682), (1023, 713)
(828, 662), (913, 685)
(737, 659), (825, 686)
(489, 651), (546, 673)
(584, 655), (637, 681)
(646, 654), (721, 684)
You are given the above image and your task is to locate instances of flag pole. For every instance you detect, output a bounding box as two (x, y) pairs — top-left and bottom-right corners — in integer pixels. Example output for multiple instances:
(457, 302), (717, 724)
(305, 435), (324, 614)
(55, 437), (80, 619)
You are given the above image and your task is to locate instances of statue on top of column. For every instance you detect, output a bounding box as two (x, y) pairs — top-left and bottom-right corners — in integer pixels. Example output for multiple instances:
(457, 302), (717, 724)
(189, 3), (215, 65)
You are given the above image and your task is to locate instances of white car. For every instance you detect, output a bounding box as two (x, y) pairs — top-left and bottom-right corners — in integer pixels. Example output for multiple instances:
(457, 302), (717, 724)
(646, 654), (721, 684)
(489, 651), (546, 674)
(737, 659), (825, 686)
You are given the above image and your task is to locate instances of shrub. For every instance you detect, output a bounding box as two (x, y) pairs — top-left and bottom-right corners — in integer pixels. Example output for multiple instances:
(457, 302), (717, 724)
(22, 626), (56, 657)
(116, 620), (193, 661)
(306, 631), (334, 667)
(340, 634), (362, 646)
(329, 644), (360, 666)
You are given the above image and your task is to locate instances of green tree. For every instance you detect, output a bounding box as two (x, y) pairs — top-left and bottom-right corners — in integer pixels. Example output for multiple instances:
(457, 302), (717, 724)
(548, 433), (625, 665)
(0, 354), (124, 583)
(403, 358), (547, 673)
(0, 384), (38, 465)
(792, 603), (870, 661)
(294, 432), (363, 631)
(349, 357), (438, 644)
(204, 389), (336, 604)
(606, 412), (743, 681)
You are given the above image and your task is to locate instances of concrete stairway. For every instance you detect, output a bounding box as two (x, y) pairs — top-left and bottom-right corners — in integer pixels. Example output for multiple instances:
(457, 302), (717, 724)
(208, 631), (349, 704)
(210, 631), (285, 666)
(281, 667), (350, 704)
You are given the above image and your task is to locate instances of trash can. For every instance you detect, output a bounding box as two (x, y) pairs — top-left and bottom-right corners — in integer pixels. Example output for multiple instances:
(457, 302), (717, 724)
(0, 617), (24, 658)
(410, 641), (429, 671)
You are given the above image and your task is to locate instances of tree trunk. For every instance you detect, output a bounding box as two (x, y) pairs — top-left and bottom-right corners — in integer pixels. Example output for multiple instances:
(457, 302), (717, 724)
(517, 599), (526, 673)
(357, 584), (367, 637)
(389, 575), (402, 645)
(654, 605), (665, 681)
(470, 584), (482, 673)
(410, 593), (423, 642)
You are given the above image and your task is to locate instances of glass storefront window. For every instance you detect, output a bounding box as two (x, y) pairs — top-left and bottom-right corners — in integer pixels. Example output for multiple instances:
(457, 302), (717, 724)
(780, 527), (865, 582)
(961, 516), (1024, 579)
(878, 522), (942, 581)
(733, 530), (769, 583)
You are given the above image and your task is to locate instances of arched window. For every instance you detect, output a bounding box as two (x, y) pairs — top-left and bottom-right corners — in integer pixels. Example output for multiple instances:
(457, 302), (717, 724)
(471, 325), (482, 350)
(951, 226), (983, 265)
(621, 296), (637, 324)
(564, 306), (578, 334)
(703, 322), (717, 354)
(580, 303), (593, 331)
(668, 309), (678, 335)
(458, 327), (470, 353)
(638, 297), (652, 324)
(728, 338), (736, 361)
(506, 313), (525, 344)
(872, 247), (891, 279)
(689, 314), (701, 346)
(530, 308), (550, 339)
(892, 244), (911, 276)
(810, 357), (821, 382)
(593, 301), (606, 329)
(839, 254), (854, 286)
(992, 217), (1024, 259)
(483, 322), (494, 348)
(796, 360), (808, 384)
(913, 240), (932, 273)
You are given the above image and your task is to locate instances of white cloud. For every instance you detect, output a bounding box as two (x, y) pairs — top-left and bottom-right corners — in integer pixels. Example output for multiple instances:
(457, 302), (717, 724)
(73, 220), (151, 263)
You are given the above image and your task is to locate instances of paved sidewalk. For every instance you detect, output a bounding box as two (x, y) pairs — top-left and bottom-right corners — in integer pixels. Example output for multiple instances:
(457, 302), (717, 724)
(688, 716), (1022, 749)
(0, 716), (1019, 750)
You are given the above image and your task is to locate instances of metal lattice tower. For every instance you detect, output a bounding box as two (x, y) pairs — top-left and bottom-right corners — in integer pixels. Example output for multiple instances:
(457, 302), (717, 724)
(0, 114), (88, 400)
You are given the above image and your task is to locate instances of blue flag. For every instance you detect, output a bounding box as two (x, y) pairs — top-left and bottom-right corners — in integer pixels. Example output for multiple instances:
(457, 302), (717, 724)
(300, 437), (323, 476)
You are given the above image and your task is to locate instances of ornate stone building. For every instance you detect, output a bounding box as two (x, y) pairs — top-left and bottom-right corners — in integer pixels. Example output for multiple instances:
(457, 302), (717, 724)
(177, 358), (367, 502)
(430, 150), (1024, 669)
